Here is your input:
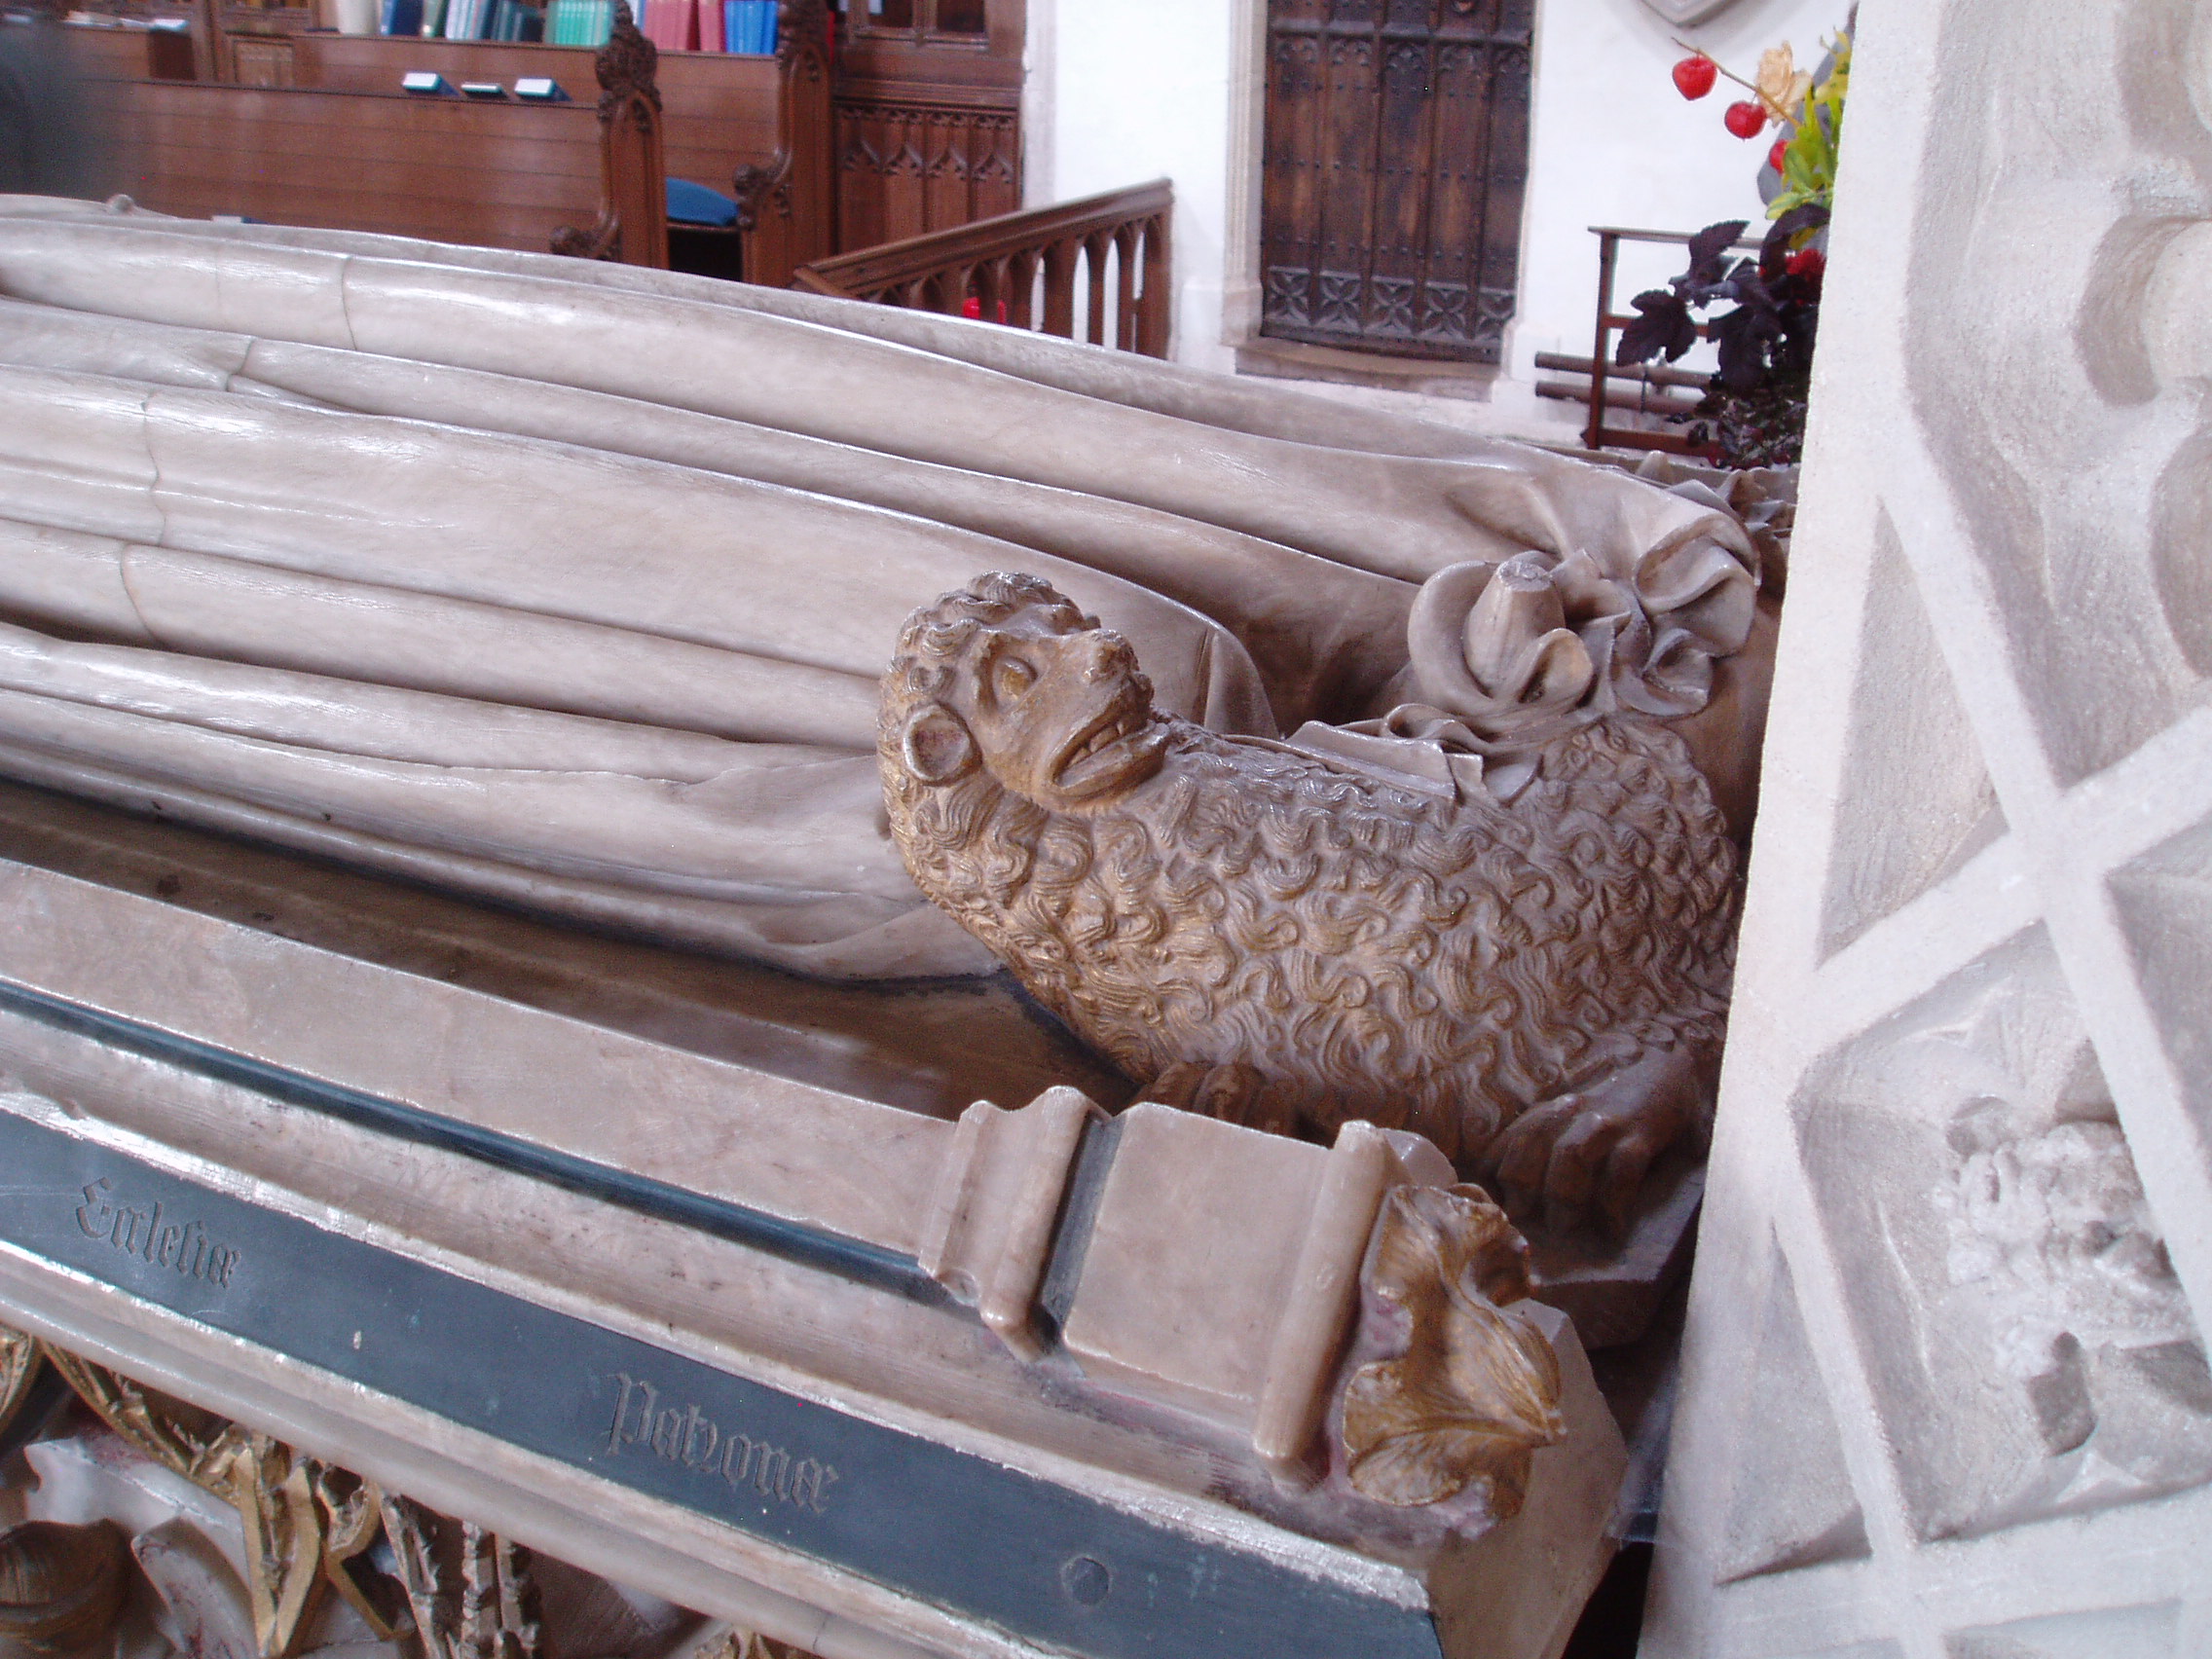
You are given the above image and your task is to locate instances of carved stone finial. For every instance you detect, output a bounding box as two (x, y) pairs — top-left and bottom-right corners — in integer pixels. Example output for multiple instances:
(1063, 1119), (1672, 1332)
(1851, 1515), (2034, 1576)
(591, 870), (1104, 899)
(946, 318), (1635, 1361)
(1337, 1185), (1566, 1514)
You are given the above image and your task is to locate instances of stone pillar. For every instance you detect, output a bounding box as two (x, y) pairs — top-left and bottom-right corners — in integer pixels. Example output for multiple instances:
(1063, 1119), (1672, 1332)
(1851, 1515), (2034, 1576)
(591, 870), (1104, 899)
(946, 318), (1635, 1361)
(1647, 1), (2212, 1654)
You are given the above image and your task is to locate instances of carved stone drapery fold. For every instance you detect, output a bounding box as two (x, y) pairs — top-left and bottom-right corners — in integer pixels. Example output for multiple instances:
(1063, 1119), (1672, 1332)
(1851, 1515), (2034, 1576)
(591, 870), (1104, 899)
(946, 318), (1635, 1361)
(1292, 526), (1761, 810)
(1337, 1185), (1566, 1515)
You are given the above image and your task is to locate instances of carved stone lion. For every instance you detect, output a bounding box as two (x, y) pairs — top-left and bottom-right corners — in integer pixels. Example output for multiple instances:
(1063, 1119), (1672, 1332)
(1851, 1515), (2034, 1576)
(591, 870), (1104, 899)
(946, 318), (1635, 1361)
(880, 574), (1741, 1234)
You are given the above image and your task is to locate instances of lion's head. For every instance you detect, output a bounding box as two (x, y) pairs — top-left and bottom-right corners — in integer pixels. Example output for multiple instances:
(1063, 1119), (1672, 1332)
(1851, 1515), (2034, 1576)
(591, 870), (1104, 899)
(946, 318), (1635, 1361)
(881, 572), (1171, 815)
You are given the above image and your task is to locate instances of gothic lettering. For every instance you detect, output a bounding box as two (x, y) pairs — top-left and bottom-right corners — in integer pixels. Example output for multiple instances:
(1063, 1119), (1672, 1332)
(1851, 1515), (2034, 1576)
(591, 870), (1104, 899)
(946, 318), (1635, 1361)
(603, 1372), (838, 1519)
(71, 1180), (239, 1287)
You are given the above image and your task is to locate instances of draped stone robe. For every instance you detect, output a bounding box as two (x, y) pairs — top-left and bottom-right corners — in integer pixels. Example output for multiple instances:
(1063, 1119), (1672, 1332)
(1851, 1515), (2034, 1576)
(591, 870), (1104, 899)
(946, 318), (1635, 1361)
(0, 196), (1755, 978)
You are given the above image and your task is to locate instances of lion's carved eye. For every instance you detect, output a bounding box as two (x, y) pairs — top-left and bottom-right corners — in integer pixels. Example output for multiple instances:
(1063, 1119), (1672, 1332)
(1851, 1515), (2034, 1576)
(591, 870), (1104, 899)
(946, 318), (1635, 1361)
(993, 655), (1037, 702)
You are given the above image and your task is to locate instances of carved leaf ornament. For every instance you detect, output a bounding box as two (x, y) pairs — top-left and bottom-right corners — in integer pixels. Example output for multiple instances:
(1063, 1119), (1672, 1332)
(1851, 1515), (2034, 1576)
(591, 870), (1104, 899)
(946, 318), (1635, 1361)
(1340, 1187), (1566, 1513)
(2, 1332), (824, 1659)
(36, 1346), (342, 1658)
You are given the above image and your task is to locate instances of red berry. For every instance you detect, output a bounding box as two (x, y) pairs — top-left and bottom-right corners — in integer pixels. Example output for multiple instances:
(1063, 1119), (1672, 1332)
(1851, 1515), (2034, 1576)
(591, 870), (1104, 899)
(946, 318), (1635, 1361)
(1766, 135), (1788, 173)
(1724, 100), (1766, 139)
(1672, 55), (1717, 99)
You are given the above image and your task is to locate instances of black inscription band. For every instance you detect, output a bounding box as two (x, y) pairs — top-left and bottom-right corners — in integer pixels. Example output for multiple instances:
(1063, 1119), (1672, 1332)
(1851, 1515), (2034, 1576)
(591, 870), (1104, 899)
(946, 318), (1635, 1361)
(0, 1110), (1441, 1659)
(0, 975), (940, 1304)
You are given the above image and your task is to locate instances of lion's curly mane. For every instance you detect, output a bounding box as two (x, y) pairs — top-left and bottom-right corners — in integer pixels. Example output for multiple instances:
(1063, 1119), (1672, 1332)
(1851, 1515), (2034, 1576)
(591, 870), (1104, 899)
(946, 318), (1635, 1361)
(881, 576), (1740, 1165)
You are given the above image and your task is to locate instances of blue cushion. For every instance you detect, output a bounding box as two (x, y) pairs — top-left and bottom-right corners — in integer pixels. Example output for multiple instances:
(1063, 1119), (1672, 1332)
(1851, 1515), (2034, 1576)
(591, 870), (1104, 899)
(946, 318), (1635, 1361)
(666, 178), (739, 228)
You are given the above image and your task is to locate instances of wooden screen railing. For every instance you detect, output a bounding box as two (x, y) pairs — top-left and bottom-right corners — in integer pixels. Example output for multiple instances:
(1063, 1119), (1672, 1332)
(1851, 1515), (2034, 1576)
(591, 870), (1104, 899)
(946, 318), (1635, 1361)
(792, 179), (1172, 356)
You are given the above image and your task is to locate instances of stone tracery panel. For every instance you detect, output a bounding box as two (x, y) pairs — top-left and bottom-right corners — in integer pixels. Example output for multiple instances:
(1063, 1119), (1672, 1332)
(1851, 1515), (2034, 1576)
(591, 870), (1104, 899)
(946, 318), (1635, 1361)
(1649, 0), (2212, 1651)
(1794, 932), (2212, 1543)
(1902, 0), (2212, 786)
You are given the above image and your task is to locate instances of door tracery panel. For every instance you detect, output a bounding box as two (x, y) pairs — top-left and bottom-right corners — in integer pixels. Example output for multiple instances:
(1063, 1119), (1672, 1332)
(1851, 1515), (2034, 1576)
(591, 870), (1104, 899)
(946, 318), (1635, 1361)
(1261, 0), (1534, 362)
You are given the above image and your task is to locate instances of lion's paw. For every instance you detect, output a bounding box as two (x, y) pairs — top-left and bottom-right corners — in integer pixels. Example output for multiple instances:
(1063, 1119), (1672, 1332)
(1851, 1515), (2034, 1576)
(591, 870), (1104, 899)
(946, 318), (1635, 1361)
(1475, 1046), (1707, 1239)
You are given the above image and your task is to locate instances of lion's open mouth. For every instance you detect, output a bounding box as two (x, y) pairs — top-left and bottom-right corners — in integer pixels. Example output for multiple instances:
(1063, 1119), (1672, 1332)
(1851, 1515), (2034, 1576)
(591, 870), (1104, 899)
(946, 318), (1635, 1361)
(1052, 700), (1155, 793)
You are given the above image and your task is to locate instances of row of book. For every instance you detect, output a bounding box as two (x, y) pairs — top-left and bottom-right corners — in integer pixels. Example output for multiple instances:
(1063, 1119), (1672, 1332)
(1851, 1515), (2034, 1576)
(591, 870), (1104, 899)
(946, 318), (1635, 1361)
(373, 0), (775, 49)
(542, 0), (609, 43)
(377, 0), (546, 39)
(638, 0), (777, 53)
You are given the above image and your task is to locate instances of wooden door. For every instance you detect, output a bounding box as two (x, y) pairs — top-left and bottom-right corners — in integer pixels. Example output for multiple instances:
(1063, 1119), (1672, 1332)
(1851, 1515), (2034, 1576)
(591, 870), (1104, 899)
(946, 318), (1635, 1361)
(830, 0), (1020, 252)
(1260, 0), (1533, 362)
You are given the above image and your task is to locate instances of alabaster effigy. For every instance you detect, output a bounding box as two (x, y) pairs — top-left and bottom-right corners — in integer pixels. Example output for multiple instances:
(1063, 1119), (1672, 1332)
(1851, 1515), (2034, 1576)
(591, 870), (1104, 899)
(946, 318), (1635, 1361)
(0, 190), (1789, 1659)
(0, 195), (1766, 981)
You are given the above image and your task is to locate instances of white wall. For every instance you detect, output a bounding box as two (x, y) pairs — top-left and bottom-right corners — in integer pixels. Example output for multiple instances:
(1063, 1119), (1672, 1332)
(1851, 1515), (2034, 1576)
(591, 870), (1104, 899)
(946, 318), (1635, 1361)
(1025, 0), (1843, 387)
(1021, 0), (1247, 371)
(1515, 0), (1843, 384)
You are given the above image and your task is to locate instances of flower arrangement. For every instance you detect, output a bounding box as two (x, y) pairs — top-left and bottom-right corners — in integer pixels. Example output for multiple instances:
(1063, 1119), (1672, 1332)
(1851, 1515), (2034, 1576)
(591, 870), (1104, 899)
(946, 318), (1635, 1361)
(1615, 21), (1853, 467)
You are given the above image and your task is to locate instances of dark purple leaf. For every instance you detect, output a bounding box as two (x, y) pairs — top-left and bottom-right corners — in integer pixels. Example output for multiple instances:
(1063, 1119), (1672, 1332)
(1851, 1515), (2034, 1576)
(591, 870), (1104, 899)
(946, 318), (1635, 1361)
(1686, 220), (1750, 284)
(1616, 290), (1697, 365)
(1711, 304), (1783, 391)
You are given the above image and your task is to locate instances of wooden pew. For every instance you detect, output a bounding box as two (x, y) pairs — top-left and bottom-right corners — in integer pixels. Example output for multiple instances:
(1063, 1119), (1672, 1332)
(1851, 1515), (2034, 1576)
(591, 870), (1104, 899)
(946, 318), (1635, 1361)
(55, 0), (830, 282)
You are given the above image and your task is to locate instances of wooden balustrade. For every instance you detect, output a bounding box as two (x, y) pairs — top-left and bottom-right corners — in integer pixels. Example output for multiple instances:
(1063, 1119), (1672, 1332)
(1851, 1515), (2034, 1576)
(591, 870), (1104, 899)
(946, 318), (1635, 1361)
(792, 178), (1172, 357)
(1540, 223), (1762, 455)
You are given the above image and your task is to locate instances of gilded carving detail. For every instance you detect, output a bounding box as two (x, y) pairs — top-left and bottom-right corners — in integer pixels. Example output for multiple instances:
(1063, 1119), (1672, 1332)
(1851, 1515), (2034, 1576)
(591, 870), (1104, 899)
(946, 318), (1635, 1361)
(1338, 1186), (1565, 1513)
(38, 1346), (341, 1657)
(0, 1321), (38, 1444)
(690, 1628), (821, 1659)
(0, 1344), (600, 1659)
